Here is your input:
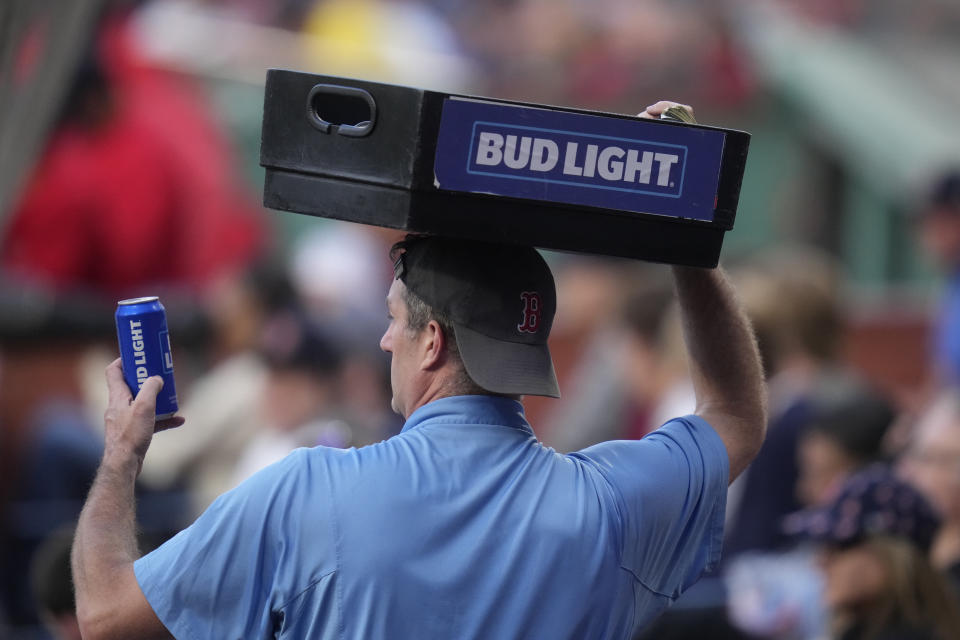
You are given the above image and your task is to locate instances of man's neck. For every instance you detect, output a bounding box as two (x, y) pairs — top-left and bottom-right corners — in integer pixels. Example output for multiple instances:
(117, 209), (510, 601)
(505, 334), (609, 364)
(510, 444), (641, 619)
(403, 387), (522, 420)
(402, 374), (465, 419)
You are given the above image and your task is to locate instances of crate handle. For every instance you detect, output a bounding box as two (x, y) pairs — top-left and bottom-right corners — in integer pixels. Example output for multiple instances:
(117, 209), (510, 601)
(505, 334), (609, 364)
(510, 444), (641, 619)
(306, 84), (376, 137)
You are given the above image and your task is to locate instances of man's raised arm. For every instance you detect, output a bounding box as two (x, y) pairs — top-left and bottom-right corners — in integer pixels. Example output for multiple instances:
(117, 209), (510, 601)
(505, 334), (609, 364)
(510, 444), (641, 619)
(637, 100), (766, 481)
(71, 360), (179, 639)
(672, 265), (767, 481)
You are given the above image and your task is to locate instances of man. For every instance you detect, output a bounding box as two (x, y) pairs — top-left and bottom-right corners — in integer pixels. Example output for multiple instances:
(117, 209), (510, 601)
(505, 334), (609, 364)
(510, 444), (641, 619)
(71, 102), (766, 639)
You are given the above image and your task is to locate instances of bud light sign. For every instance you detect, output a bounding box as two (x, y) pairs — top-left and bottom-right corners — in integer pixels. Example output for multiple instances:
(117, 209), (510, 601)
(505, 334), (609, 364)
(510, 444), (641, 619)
(434, 98), (726, 222)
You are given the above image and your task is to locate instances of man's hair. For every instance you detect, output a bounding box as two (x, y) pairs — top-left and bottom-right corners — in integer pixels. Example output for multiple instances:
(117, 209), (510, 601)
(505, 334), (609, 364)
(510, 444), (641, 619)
(391, 237), (488, 397)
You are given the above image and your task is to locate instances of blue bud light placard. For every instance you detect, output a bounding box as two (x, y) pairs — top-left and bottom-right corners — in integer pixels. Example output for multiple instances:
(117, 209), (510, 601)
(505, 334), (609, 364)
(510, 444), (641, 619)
(434, 98), (726, 222)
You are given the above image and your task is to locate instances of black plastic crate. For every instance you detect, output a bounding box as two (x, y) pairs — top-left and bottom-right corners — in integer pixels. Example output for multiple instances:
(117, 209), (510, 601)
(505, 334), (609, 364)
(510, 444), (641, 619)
(260, 70), (750, 267)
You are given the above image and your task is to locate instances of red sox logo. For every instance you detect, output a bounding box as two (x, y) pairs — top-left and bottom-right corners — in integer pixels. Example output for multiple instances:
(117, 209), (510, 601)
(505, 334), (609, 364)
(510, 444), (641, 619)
(518, 291), (542, 333)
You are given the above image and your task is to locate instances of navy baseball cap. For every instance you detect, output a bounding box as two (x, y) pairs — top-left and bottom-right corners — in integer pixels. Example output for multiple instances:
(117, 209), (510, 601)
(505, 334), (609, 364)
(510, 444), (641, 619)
(393, 236), (560, 398)
(783, 464), (941, 553)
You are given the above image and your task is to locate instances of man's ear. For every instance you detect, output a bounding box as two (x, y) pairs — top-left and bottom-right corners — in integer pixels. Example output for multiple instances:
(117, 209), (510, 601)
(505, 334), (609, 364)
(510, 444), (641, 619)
(420, 319), (446, 370)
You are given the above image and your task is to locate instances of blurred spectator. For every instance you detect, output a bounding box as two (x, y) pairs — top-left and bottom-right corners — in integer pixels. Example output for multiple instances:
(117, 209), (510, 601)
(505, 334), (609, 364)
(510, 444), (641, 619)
(544, 263), (692, 452)
(621, 292), (692, 436)
(915, 169), (960, 387)
(213, 0), (316, 28)
(0, 285), (189, 637)
(326, 316), (402, 446)
(139, 260), (297, 514)
(290, 223), (390, 322)
(290, 223), (400, 445)
(784, 465), (960, 640)
(725, 550), (827, 640)
(0, 290), (108, 635)
(231, 309), (349, 483)
(1, 6), (266, 300)
(30, 527), (81, 640)
(900, 390), (960, 590)
(796, 384), (894, 507)
(302, 0), (473, 90)
(725, 248), (850, 557)
(0, 396), (100, 637)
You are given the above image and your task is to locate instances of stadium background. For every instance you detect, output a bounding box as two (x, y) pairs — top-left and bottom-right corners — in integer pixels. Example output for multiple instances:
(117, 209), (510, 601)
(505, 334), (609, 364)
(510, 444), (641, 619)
(2, 1), (960, 638)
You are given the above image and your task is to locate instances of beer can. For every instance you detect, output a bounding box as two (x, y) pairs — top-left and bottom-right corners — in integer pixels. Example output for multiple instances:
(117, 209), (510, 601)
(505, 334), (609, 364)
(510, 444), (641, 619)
(115, 296), (178, 419)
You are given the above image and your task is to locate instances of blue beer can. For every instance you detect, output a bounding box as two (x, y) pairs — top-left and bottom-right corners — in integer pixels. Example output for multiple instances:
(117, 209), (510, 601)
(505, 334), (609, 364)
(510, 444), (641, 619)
(115, 296), (178, 419)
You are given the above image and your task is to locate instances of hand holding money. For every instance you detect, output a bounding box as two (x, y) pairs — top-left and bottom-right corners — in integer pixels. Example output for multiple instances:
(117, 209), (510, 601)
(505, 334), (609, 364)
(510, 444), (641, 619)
(638, 101), (697, 124)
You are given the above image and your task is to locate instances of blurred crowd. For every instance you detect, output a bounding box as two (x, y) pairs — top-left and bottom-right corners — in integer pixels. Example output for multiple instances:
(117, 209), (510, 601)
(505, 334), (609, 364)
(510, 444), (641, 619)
(3, 1), (960, 639)
(185, 0), (960, 109)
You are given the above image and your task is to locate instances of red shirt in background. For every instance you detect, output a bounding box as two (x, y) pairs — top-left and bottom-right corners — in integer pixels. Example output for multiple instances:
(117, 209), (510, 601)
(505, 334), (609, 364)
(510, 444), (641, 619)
(2, 14), (266, 299)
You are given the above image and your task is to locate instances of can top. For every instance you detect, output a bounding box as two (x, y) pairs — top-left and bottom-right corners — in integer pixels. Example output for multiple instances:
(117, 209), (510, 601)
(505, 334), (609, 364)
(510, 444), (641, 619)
(117, 296), (159, 305)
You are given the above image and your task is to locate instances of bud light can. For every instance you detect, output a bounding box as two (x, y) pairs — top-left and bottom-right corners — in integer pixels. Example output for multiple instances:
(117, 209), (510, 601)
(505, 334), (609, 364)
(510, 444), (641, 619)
(115, 297), (178, 419)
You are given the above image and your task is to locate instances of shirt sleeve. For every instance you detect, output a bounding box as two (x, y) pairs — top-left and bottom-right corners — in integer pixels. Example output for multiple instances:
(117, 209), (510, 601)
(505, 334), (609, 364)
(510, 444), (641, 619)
(134, 448), (334, 640)
(573, 415), (729, 599)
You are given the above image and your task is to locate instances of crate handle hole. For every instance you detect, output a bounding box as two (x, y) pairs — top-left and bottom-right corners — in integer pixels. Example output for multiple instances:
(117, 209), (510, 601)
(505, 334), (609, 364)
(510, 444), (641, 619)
(307, 84), (376, 137)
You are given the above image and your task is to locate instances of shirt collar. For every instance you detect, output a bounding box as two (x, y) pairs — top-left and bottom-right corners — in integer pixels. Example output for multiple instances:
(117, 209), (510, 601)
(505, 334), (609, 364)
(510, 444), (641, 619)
(401, 395), (532, 435)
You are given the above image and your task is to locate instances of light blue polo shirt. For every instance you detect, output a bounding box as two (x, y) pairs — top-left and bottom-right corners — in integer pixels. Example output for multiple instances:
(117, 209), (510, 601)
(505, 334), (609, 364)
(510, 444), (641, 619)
(135, 395), (728, 639)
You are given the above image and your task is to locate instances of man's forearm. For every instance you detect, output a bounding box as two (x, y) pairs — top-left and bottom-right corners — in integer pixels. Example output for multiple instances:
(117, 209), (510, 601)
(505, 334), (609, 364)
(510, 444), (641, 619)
(72, 455), (141, 630)
(72, 365), (176, 639)
(672, 266), (766, 478)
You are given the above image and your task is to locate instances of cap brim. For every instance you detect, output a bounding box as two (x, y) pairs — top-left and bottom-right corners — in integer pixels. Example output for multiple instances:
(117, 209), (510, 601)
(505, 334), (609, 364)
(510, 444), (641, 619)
(454, 323), (560, 398)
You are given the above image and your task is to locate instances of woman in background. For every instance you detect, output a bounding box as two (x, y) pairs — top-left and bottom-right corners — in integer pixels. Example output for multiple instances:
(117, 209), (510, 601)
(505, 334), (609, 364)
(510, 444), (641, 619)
(786, 465), (960, 640)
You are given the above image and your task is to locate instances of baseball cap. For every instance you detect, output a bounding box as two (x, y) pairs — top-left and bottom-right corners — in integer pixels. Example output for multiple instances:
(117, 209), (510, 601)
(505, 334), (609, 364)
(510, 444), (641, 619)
(783, 464), (941, 553)
(393, 236), (560, 398)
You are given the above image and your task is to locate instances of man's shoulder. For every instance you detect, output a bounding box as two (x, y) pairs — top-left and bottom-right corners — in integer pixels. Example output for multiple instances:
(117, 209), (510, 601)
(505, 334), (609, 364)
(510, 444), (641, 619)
(575, 415), (720, 456)
(570, 415), (728, 485)
(293, 437), (415, 477)
(231, 445), (361, 496)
